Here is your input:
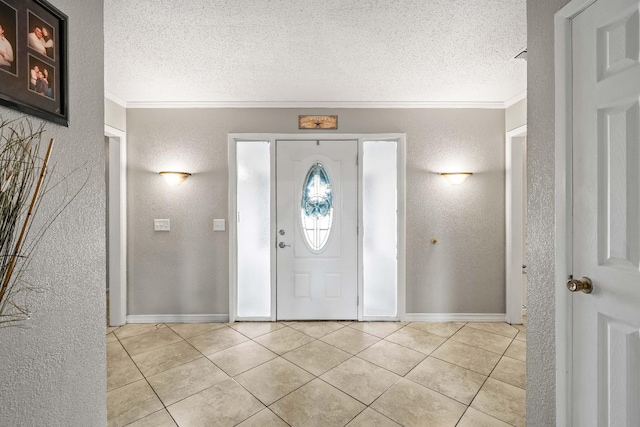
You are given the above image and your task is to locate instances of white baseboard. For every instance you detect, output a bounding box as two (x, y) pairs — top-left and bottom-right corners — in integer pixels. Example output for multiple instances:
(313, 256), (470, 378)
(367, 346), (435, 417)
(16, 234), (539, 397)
(125, 313), (506, 324)
(126, 314), (229, 324)
(362, 316), (401, 322)
(233, 317), (275, 322)
(403, 313), (506, 322)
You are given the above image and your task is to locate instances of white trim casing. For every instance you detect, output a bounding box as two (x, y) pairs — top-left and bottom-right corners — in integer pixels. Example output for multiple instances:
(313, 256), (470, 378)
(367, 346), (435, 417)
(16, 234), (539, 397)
(127, 314), (229, 323)
(356, 138), (364, 322)
(506, 125), (527, 325)
(555, 1), (598, 425)
(270, 142), (277, 322)
(357, 140), (364, 321)
(105, 125), (127, 327)
(227, 140), (238, 323)
(397, 137), (407, 322)
(126, 101), (507, 109)
(404, 313), (507, 322)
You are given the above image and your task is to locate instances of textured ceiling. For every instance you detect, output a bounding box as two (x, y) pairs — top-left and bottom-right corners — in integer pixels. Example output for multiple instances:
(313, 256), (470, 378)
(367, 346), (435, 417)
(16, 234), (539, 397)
(104, 0), (527, 105)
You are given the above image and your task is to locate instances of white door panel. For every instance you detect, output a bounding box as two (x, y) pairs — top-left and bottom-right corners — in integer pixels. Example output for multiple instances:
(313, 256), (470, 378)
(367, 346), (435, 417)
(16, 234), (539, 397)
(276, 140), (357, 320)
(572, 0), (640, 424)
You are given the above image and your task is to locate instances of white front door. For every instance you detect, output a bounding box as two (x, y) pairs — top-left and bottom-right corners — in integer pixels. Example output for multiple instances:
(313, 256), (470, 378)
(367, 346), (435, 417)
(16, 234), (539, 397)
(276, 140), (358, 320)
(571, 0), (640, 424)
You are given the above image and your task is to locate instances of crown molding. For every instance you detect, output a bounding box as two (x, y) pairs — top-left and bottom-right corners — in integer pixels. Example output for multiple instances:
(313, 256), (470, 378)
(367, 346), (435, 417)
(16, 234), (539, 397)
(504, 90), (527, 108)
(124, 100), (507, 109)
(104, 96), (527, 109)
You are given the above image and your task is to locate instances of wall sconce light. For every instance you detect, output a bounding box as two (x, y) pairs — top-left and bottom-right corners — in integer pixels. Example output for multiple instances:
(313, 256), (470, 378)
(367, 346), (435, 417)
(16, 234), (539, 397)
(159, 171), (192, 185)
(440, 172), (473, 185)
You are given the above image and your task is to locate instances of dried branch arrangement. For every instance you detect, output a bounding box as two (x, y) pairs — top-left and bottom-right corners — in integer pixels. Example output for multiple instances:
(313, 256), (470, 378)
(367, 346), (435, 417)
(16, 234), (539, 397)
(0, 119), (78, 326)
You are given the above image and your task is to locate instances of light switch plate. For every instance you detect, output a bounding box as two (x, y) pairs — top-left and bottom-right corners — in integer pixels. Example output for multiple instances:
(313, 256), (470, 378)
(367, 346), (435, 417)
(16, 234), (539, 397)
(213, 219), (226, 231)
(154, 219), (170, 231)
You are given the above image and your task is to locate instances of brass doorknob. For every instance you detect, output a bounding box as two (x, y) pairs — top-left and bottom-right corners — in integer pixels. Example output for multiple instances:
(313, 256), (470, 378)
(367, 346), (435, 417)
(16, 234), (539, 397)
(567, 277), (593, 294)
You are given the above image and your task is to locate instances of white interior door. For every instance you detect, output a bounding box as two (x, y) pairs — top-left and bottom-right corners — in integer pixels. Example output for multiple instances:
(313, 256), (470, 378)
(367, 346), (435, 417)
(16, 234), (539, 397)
(276, 140), (357, 320)
(571, 0), (640, 424)
(506, 129), (527, 325)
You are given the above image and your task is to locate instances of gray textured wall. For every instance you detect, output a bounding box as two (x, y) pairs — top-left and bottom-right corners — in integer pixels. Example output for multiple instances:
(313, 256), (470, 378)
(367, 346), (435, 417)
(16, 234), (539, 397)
(527, 0), (571, 425)
(127, 108), (505, 316)
(0, 0), (106, 425)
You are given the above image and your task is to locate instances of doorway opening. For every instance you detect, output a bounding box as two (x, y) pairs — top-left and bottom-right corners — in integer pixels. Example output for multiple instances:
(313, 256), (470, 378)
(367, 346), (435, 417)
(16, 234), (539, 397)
(506, 125), (527, 325)
(105, 125), (127, 326)
(228, 134), (406, 322)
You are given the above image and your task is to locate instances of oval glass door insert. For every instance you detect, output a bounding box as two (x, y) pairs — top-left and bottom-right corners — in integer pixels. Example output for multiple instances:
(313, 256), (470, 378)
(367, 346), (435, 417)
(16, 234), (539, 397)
(300, 163), (333, 251)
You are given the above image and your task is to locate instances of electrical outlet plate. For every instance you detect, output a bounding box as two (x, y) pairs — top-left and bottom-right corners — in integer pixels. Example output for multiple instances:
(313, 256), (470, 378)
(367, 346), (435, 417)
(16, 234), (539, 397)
(213, 219), (226, 231)
(154, 219), (170, 231)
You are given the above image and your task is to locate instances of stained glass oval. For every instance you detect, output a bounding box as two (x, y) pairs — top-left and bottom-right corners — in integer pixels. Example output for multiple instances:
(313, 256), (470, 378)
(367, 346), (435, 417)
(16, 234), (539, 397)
(300, 163), (333, 251)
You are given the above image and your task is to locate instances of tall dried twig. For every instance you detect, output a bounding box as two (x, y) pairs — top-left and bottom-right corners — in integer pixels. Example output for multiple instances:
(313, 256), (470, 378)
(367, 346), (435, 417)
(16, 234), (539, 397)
(0, 119), (85, 326)
(0, 138), (53, 302)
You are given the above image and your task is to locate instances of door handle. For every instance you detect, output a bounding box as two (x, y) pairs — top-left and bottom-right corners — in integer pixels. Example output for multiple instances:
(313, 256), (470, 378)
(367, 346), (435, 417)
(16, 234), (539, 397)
(567, 276), (593, 294)
(278, 242), (291, 248)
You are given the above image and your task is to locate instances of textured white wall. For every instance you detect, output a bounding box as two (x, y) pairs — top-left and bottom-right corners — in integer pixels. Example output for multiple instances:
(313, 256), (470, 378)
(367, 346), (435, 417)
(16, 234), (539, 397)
(0, 0), (106, 425)
(527, 0), (571, 425)
(127, 108), (505, 316)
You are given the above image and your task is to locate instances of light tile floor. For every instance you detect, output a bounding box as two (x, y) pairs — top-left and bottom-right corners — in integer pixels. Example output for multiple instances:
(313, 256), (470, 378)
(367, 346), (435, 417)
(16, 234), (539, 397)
(107, 321), (526, 427)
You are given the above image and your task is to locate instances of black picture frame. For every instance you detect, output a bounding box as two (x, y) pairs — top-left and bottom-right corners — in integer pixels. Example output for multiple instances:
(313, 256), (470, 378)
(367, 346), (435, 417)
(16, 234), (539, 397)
(0, 0), (67, 126)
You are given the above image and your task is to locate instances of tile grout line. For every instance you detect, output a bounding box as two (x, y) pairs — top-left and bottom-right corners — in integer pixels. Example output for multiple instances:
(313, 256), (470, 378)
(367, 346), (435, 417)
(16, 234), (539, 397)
(445, 322), (525, 421)
(446, 325), (518, 356)
(462, 331), (522, 426)
(117, 326), (185, 359)
(113, 323), (182, 427)
(314, 326), (391, 355)
(227, 366), (307, 424)
(315, 377), (371, 425)
(250, 406), (292, 427)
